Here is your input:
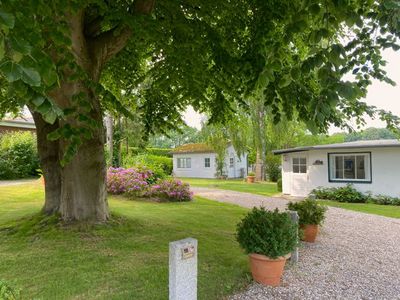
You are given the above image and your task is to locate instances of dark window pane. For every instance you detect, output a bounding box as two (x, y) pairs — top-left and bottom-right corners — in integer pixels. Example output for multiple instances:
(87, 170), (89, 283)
(300, 165), (307, 173)
(293, 165), (300, 173)
(300, 158), (306, 165)
(344, 156), (355, 179)
(356, 155), (365, 179)
(187, 158), (191, 168)
(335, 156), (343, 179)
(293, 158), (299, 164)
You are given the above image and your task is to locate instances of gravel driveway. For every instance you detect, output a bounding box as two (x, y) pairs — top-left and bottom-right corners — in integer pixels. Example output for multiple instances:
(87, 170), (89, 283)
(192, 187), (400, 300)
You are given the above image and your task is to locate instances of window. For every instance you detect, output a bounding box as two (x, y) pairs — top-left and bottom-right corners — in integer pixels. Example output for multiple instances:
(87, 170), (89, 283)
(328, 153), (371, 182)
(229, 157), (234, 168)
(292, 157), (307, 173)
(177, 158), (191, 168)
(204, 157), (210, 168)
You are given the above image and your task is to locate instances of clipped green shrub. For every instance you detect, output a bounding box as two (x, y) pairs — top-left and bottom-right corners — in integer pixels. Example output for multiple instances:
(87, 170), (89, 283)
(128, 147), (172, 157)
(0, 132), (40, 179)
(123, 153), (172, 176)
(287, 199), (327, 226)
(236, 208), (298, 259)
(312, 184), (366, 203)
(0, 280), (20, 300)
(277, 178), (282, 192)
(248, 171), (255, 176)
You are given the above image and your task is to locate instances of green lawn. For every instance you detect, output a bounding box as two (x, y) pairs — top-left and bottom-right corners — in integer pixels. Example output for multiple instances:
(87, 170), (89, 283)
(318, 200), (400, 219)
(0, 182), (250, 300)
(180, 177), (278, 196)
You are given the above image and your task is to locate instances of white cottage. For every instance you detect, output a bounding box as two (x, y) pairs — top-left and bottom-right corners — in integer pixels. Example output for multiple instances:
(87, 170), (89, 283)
(273, 139), (400, 197)
(172, 143), (248, 178)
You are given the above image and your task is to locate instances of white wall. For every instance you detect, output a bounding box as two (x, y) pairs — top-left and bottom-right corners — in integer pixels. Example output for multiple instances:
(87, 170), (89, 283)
(224, 144), (247, 178)
(281, 147), (400, 197)
(173, 145), (248, 179)
(173, 152), (217, 178)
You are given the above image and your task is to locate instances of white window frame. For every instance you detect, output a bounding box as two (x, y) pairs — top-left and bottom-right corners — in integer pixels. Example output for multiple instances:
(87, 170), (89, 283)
(177, 157), (191, 168)
(292, 157), (307, 173)
(229, 157), (234, 168)
(328, 152), (371, 183)
(204, 157), (210, 168)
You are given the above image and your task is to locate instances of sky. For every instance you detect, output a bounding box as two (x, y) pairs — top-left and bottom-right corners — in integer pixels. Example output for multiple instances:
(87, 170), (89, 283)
(183, 49), (400, 133)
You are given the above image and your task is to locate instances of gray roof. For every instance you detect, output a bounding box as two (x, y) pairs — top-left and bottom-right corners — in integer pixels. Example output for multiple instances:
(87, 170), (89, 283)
(273, 139), (400, 155)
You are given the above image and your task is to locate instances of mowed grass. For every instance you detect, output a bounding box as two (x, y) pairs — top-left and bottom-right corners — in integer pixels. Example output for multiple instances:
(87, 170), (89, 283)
(0, 182), (250, 300)
(318, 200), (400, 219)
(180, 177), (278, 196)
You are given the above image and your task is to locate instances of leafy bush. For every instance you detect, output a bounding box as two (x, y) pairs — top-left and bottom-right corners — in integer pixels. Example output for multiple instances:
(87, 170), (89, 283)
(107, 167), (192, 202)
(0, 280), (20, 300)
(107, 167), (152, 196)
(123, 153), (172, 176)
(0, 132), (40, 179)
(129, 147), (172, 157)
(277, 178), (282, 192)
(312, 184), (366, 203)
(287, 199), (327, 226)
(368, 195), (400, 206)
(236, 208), (298, 259)
(266, 154), (281, 182)
(146, 179), (193, 202)
(248, 171), (255, 176)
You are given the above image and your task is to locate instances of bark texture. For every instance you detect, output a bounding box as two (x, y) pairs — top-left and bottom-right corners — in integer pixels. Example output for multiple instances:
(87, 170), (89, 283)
(30, 109), (62, 214)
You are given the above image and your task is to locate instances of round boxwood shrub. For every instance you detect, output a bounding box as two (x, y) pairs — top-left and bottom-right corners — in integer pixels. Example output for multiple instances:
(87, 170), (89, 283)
(236, 207), (298, 259)
(287, 199), (327, 226)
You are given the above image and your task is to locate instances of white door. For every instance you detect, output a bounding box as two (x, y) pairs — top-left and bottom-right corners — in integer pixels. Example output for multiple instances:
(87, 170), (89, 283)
(291, 155), (309, 197)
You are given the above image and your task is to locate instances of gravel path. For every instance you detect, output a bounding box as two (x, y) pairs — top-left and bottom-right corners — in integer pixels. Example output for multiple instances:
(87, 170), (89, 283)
(192, 187), (400, 300)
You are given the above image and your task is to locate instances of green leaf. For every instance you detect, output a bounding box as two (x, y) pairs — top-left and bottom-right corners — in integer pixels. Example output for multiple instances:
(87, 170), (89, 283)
(0, 10), (15, 28)
(36, 100), (52, 115)
(32, 96), (45, 107)
(278, 75), (292, 88)
(10, 38), (32, 55)
(0, 61), (23, 82)
(47, 128), (62, 141)
(20, 66), (41, 86)
(43, 110), (57, 124)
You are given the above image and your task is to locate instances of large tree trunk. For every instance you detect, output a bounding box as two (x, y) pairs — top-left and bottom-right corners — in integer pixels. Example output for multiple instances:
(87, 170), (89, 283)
(58, 113), (108, 222)
(251, 97), (266, 181)
(30, 2), (155, 222)
(30, 110), (62, 214)
(255, 149), (265, 182)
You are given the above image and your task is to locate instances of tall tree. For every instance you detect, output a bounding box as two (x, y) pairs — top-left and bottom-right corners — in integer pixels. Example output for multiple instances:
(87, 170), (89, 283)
(1, 1), (399, 222)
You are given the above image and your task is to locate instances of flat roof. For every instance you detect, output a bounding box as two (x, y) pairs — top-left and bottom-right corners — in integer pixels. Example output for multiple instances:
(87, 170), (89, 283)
(0, 119), (36, 129)
(273, 139), (400, 155)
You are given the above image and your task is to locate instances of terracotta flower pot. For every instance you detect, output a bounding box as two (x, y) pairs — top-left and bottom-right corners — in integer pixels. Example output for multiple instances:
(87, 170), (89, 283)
(247, 176), (255, 183)
(249, 253), (288, 286)
(300, 224), (319, 243)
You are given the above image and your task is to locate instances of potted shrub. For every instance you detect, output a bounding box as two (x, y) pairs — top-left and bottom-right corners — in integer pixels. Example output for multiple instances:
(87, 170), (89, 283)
(287, 199), (327, 243)
(236, 207), (298, 286)
(247, 171), (256, 183)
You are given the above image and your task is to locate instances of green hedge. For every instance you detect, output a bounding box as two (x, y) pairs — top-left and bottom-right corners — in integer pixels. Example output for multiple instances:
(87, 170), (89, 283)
(123, 153), (173, 176)
(129, 147), (172, 157)
(0, 132), (40, 179)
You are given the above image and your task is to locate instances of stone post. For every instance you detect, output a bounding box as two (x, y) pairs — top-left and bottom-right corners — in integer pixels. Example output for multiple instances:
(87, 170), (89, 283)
(169, 238), (198, 300)
(288, 210), (299, 263)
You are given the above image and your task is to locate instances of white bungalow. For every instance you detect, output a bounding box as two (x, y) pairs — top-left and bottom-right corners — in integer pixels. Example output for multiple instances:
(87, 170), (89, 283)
(273, 139), (400, 197)
(172, 143), (248, 178)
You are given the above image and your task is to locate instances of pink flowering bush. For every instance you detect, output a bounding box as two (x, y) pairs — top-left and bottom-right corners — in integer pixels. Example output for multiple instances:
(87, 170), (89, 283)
(107, 167), (152, 196)
(147, 179), (193, 202)
(107, 167), (193, 201)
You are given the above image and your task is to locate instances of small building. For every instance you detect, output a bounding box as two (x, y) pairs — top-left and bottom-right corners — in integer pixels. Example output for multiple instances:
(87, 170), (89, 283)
(0, 118), (36, 134)
(172, 143), (248, 178)
(273, 139), (400, 197)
